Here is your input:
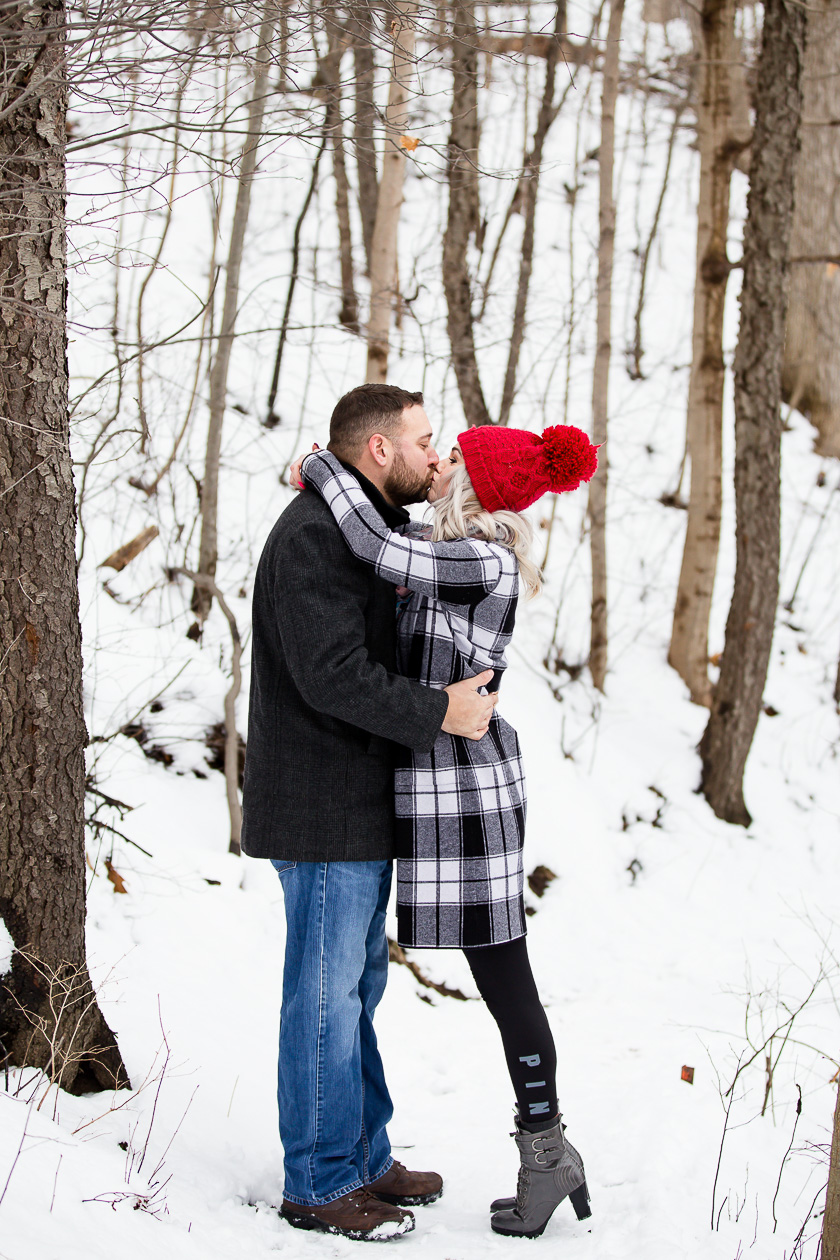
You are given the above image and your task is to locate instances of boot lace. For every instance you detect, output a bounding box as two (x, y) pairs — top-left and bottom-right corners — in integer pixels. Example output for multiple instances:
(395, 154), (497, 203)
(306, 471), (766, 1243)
(348, 1188), (388, 1212)
(515, 1163), (530, 1209)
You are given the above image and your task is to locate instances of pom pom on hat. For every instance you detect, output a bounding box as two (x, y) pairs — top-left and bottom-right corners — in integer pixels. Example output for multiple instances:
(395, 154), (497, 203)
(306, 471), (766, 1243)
(457, 423), (598, 514)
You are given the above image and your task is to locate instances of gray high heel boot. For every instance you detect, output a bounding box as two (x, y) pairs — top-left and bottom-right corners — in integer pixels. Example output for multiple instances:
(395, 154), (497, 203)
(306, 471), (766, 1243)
(489, 1115), (591, 1238)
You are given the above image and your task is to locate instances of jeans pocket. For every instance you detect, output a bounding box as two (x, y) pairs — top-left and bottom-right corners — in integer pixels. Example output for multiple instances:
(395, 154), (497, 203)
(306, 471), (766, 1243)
(270, 859), (297, 876)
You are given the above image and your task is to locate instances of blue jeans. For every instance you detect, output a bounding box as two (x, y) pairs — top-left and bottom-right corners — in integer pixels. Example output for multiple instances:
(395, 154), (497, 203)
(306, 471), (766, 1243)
(271, 860), (395, 1206)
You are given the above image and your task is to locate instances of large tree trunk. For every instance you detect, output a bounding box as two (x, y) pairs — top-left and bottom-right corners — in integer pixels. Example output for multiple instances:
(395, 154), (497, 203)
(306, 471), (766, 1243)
(497, 1), (565, 427)
(782, 0), (840, 457)
(442, 0), (493, 426)
(668, 0), (743, 708)
(588, 0), (624, 693)
(0, 0), (127, 1093)
(195, 6), (276, 620)
(365, 0), (416, 383)
(700, 0), (807, 825)
(824, 1073), (840, 1260)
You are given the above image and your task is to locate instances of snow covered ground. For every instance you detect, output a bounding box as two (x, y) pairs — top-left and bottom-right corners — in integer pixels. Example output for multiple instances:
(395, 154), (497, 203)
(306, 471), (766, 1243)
(3, 4), (840, 1257)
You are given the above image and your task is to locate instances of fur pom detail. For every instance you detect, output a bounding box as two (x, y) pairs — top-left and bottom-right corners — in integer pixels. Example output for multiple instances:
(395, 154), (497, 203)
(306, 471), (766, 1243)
(541, 425), (598, 492)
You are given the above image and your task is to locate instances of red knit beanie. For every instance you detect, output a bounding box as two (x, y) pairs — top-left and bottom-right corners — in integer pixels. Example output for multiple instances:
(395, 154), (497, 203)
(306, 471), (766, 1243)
(457, 424), (599, 513)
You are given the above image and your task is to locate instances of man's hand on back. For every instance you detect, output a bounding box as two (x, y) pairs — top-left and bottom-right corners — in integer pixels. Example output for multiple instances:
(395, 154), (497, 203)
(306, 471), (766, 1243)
(442, 670), (498, 742)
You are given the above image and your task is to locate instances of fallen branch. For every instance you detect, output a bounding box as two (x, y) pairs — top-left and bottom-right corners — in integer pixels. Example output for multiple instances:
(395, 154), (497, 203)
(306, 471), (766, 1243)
(387, 938), (471, 1001)
(99, 526), (159, 573)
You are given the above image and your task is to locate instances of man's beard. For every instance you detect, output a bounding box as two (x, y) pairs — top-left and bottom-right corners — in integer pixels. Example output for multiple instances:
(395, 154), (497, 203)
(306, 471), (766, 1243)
(383, 447), (434, 506)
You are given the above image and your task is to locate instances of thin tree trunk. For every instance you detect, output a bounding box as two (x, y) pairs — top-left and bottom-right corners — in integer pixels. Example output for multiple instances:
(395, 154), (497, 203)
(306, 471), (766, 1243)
(782, 0), (840, 457)
(700, 0), (807, 825)
(498, 1), (565, 427)
(588, 0), (624, 693)
(265, 126), (328, 426)
(194, 6), (276, 620)
(629, 98), (684, 379)
(350, 0), (379, 273)
(0, 0), (127, 1093)
(366, 0), (416, 383)
(322, 39), (359, 332)
(669, 0), (743, 708)
(825, 1072), (840, 1260)
(442, 0), (492, 425)
(176, 572), (242, 854)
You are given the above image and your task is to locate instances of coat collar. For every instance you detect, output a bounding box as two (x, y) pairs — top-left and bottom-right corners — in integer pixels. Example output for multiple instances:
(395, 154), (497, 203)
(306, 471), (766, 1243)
(338, 459), (411, 530)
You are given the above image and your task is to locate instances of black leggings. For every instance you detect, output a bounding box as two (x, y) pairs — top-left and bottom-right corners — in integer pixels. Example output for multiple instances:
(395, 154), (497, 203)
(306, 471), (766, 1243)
(463, 935), (558, 1127)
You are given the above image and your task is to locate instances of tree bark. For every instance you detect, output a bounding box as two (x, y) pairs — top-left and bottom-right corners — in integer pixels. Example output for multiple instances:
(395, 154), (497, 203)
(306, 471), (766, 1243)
(498, 1), (565, 427)
(365, 0), (416, 383)
(824, 1072), (840, 1260)
(700, 0), (807, 825)
(195, 5), (276, 620)
(588, 0), (624, 693)
(442, 0), (492, 426)
(669, 0), (743, 708)
(0, 0), (127, 1093)
(349, 0), (379, 274)
(782, 0), (840, 457)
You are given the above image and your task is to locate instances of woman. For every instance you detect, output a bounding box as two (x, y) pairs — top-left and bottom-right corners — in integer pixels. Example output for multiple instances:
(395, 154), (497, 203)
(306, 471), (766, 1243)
(297, 422), (598, 1239)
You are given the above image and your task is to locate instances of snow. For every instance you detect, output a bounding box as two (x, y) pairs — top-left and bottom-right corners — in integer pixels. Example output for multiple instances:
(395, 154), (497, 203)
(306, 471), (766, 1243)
(3, 3), (840, 1258)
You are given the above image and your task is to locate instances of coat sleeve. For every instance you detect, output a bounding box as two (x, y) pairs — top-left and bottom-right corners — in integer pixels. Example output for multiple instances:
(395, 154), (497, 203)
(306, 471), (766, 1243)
(301, 449), (509, 605)
(272, 510), (449, 751)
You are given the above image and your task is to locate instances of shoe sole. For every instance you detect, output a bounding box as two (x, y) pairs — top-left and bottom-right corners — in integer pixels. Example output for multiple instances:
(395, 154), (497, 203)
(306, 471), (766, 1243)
(374, 1188), (443, 1207)
(281, 1206), (416, 1241)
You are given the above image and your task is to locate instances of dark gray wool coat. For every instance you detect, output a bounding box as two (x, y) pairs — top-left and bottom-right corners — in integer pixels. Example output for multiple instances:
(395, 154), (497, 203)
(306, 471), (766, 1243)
(240, 469), (449, 862)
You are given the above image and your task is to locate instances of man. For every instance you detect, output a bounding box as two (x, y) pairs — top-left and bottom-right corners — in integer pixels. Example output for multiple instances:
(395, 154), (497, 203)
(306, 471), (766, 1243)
(241, 384), (496, 1241)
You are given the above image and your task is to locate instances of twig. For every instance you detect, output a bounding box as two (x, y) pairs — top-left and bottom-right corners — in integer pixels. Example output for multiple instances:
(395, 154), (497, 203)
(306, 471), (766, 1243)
(772, 1084), (802, 1233)
(712, 1051), (744, 1230)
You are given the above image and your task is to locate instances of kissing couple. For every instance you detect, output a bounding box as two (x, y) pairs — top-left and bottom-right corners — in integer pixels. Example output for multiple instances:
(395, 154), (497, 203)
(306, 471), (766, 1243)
(241, 383), (598, 1241)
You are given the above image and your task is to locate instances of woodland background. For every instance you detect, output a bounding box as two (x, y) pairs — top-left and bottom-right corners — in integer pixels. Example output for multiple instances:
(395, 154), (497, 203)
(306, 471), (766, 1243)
(1, 1), (840, 1256)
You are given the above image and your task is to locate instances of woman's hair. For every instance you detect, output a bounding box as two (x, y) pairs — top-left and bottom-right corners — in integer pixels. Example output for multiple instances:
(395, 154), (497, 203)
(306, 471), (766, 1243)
(430, 462), (542, 599)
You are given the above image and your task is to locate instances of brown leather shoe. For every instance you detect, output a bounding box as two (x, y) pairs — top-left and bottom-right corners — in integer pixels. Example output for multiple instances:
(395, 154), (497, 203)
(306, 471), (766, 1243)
(368, 1158), (444, 1207)
(280, 1188), (415, 1240)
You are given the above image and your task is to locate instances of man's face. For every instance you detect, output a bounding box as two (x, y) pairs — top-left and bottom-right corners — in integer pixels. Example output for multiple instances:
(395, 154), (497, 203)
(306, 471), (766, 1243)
(383, 405), (439, 506)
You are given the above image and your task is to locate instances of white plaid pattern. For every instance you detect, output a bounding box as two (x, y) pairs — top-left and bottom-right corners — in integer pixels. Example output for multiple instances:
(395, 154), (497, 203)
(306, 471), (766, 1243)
(302, 450), (527, 948)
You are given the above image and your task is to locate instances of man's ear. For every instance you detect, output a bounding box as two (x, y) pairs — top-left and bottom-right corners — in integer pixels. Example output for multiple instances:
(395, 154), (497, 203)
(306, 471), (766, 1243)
(368, 433), (391, 467)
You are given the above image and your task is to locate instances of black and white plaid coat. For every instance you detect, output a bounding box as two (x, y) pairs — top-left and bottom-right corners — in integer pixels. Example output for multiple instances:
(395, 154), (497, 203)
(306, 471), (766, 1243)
(302, 450), (527, 949)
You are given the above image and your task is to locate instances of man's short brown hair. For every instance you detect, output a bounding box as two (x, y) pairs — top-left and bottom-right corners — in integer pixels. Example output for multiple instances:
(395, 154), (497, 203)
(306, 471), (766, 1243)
(328, 383), (424, 460)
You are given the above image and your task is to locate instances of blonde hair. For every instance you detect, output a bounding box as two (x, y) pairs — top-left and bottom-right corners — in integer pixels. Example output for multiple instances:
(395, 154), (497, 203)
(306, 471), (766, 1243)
(430, 462), (542, 599)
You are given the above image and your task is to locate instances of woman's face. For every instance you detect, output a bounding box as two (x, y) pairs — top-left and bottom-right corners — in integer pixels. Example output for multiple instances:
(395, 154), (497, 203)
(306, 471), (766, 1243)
(427, 445), (463, 503)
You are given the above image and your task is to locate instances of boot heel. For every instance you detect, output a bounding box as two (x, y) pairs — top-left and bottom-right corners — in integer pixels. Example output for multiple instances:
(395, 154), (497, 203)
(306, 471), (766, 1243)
(569, 1182), (591, 1220)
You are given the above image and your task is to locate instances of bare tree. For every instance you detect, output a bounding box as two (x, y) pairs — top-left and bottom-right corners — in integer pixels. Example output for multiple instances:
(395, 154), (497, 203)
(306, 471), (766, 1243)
(366, 0), (416, 382)
(0, 0), (127, 1092)
(782, 0), (840, 458)
(825, 1073), (840, 1260)
(442, 0), (492, 425)
(669, 0), (748, 707)
(195, 4), (277, 621)
(322, 32), (360, 332)
(700, 0), (807, 825)
(349, 0), (379, 272)
(588, 0), (624, 693)
(498, 0), (566, 427)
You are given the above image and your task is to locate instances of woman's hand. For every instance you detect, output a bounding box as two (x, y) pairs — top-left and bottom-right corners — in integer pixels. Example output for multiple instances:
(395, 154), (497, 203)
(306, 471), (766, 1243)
(288, 443), (320, 490)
